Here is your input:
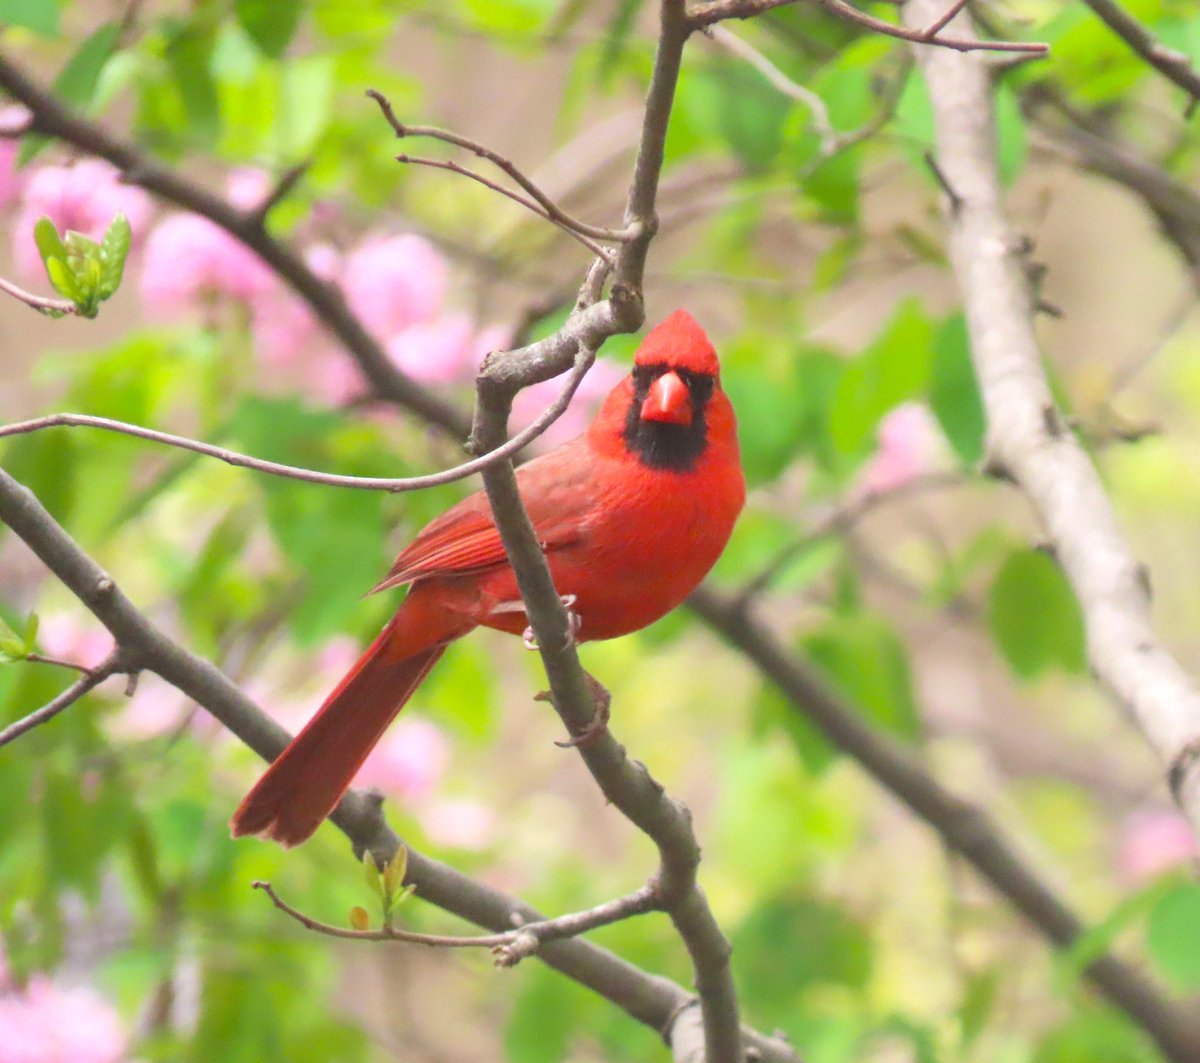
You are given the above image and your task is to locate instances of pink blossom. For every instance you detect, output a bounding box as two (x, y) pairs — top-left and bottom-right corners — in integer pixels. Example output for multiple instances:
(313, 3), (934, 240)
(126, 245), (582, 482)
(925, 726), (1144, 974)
(342, 234), (446, 341)
(857, 402), (945, 498)
(252, 244), (342, 367)
(140, 212), (273, 316)
(385, 315), (480, 384)
(0, 976), (127, 1063)
(37, 614), (114, 671)
(0, 108), (31, 212)
(1117, 809), (1200, 886)
(355, 717), (450, 800)
(13, 159), (152, 278)
(226, 167), (272, 212)
(511, 358), (627, 447)
(421, 798), (495, 850)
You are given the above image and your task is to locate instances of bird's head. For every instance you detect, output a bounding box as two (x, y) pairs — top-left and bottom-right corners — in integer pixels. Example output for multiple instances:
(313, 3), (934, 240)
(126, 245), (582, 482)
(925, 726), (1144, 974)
(590, 309), (737, 472)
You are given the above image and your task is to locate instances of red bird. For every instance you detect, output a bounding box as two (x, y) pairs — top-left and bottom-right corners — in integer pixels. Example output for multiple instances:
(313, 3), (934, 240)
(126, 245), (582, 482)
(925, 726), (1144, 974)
(231, 310), (745, 847)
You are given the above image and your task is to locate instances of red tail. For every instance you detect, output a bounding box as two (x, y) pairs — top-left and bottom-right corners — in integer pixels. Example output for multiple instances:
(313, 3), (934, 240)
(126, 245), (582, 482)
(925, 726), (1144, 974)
(230, 621), (446, 848)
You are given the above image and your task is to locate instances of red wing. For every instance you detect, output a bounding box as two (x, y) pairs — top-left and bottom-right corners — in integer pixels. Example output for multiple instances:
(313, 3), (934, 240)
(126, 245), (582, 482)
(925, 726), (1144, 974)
(368, 444), (592, 595)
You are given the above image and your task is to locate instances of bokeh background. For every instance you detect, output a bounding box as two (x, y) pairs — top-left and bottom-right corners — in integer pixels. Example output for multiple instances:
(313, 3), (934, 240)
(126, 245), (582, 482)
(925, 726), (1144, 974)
(2, 1), (1200, 1060)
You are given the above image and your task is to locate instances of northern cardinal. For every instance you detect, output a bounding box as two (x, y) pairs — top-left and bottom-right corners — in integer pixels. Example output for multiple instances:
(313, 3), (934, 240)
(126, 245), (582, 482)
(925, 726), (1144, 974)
(231, 309), (744, 847)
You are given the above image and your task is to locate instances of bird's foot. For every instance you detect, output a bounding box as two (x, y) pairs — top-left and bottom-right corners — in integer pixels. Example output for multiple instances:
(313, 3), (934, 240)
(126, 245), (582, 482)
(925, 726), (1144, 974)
(522, 594), (580, 651)
(554, 672), (612, 749)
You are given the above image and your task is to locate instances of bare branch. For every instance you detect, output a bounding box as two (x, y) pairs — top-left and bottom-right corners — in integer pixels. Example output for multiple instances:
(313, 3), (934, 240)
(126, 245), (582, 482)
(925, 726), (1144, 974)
(0, 467), (796, 1063)
(0, 351), (595, 494)
(366, 89), (634, 244)
(25, 651), (98, 673)
(1079, 0), (1200, 108)
(0, 651), (128, 748)
(904, 0), (1200, 885)
(689, 587), (1200, 1063)
(688, 0), (1051, 53)
(390, 150), (615, 261)
(704, 25), (837, 154)
(0, 275), (77, 316)
(253, 879), (661, 968)
(244, 159), (311, 229)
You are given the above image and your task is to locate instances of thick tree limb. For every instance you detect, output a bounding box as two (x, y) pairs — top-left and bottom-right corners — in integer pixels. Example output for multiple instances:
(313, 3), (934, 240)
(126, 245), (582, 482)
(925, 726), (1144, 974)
(903, 0), (1200, 863)
(688, 587), (1200, 1063)
(1079, 0), (1200, 107)
(0, 466), (796, 1063)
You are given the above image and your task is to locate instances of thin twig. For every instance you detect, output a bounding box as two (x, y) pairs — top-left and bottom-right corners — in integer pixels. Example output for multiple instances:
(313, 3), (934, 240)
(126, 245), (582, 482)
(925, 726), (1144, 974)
(0, 276), (77, 316)
(245, 160), (311, 229)
(25, 651), (97, 673)
(688, 0), (1050, 53)
(253, 879), (661, 967)
(1079, 0), (1200, 109)
(735, 470), (971, 604)
(0, 353), (595, 494)
(0, 651), (125, 748)
(367, 89), (634, 244)
(392, 151), (614, 262)
(705, 25), (837, 154)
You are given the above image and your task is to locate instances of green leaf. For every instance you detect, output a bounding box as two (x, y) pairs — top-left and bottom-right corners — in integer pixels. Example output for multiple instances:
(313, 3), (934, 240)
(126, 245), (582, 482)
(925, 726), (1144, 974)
(988, 548), (1086, 679)
(829, 299), (934, 461)
(0, 0), (59, 35)
(33, 216), (66, 265)
(235, 0), (303, 58)
(1147, 883), (1200, 988)
(362, 852), (383, 898)
(802, 612), (922, 742)
(45, 255), (84, 304)
(165, 22), (222, 146)
(20, 22), (121, 166)
(929, 313), (985, 464)
(98, 214), (132, 299)
(0, 614), (24, 661)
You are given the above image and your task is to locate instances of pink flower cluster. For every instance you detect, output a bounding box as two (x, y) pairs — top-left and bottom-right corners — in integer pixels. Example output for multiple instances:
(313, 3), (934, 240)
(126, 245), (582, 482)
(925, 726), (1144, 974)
(856, 402), (947, 498)
(0, 965), (127, 1063)
(1116, 809), (1200, 886)
(10, 157), (152, 279)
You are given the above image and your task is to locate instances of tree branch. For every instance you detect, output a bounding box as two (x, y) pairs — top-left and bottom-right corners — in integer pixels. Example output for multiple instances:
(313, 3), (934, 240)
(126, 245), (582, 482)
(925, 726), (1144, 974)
(0, 351), (594, 494)
(0, 650), (129, 748)
(1079, 0), (1200, 109)
(688, 586), (1200, 1063)
(0, 53), (472, 441)
(253, 878), (661, 969)
(366, 89), (633, 245)
(0, 275), (78, 316)
(0, 466), (796, 1063)
(687, 0), (1050, 53)
(903, 0), (1200, 867)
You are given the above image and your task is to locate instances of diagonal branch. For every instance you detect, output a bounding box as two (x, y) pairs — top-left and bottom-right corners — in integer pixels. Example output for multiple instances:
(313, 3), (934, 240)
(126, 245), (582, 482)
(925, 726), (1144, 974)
(0, 465), (796, 1063)
(903, 0), (1200, 877)
(1079, 0), (1200, 108)
(367, 89), (633, 246)
(688, 586), (1200, 1063)
(0, 650), (130, 748)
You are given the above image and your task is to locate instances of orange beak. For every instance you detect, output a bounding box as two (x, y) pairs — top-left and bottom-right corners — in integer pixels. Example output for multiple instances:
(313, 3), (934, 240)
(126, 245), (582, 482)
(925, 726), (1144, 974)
(640, 370), (692, 425)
